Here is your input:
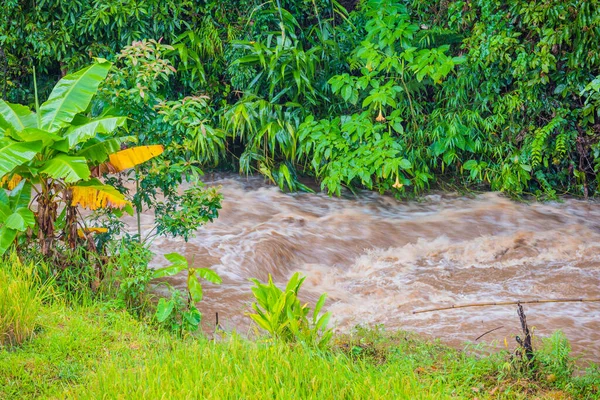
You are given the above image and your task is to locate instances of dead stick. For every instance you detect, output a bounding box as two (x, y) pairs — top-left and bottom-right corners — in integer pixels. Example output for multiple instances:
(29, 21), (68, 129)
(475, 326), (504, 341)
(413, 298), (600, 314)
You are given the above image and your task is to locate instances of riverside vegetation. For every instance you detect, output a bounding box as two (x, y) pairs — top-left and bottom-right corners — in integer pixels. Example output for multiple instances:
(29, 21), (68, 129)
(1, 0), (600, 398)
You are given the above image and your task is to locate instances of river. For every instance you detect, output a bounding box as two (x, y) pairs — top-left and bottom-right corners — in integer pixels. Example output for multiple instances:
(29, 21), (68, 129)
(135, 173), (600, 362)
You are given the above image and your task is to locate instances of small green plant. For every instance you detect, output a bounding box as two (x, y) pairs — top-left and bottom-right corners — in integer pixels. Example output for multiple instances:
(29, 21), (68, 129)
(0, 252), (52, 347)
(247, 272), (332, 348)
(109, 240), (155, 315)
(152, 252), (222, 335)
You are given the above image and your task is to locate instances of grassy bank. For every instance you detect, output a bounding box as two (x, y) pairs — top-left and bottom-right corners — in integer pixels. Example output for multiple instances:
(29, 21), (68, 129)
(1, 300), (599, 399)
(1, 256), (599, 399)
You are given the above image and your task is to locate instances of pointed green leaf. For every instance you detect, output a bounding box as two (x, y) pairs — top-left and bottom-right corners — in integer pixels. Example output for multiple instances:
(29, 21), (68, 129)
(313, 293), (327, 318)
(153, 252), (189, 278)
(0, 138), (42, 178)
(164, 252), (189, 268)
(39, 154), (91, 182)
(77, 138), (121, 163)
(249, 314), (273, 333)
(0, 100), (37, 133)
(152, 265), (184, 278)
(194, 268), (222, 284)
(40, 61), (112, 132)
(188, 274), (203, 302)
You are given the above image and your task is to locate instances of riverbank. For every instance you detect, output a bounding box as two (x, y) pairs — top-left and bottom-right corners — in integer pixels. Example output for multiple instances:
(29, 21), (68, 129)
(1, 299), (598, 399)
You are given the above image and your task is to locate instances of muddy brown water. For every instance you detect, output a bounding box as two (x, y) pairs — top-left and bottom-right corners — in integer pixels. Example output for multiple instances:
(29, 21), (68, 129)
(128, 174), (600, 363)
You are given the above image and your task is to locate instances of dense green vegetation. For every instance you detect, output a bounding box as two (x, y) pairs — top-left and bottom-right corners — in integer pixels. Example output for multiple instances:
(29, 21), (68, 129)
(1, 258), (599, 400)
(2, 0), (600, 197)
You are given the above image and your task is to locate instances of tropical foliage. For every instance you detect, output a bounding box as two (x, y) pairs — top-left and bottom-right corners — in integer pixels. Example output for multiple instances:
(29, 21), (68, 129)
(0, 60), (166, 256)
(3, 0), (599, 198)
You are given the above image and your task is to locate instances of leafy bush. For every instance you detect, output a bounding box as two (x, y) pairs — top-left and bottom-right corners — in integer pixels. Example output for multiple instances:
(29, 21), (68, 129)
(248, 272), (332, 348)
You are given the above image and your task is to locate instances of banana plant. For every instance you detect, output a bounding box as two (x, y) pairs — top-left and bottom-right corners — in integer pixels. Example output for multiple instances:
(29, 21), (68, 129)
(0, 60), (163, 255)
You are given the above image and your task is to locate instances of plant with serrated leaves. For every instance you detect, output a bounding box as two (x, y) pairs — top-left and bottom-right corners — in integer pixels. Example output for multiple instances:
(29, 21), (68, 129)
(152, 252), (222, 335)
(0, 59), (163, 256)
(247, 272), (332, 348)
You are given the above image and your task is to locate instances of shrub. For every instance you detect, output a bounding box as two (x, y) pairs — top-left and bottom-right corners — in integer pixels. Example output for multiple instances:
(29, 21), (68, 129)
(248, 272), (332, 348)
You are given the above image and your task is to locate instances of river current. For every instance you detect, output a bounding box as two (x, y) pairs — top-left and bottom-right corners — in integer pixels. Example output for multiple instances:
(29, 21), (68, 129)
(131, 174), (600, 362)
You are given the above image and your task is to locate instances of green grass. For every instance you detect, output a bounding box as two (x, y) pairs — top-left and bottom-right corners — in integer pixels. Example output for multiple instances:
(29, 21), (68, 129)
(0, 254), (51, 347)
(1, 301), (598, 400)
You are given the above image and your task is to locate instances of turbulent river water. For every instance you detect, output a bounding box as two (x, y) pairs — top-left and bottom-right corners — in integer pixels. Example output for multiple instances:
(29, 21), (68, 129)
(134, 173), (600, 362)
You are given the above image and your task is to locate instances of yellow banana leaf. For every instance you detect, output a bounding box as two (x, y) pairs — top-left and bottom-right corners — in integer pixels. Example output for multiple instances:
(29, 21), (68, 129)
(77, 227), (108, 239)
(0, 174), (22, 190)
(108, 145), (164, 172)
(71, 182), (130, 210)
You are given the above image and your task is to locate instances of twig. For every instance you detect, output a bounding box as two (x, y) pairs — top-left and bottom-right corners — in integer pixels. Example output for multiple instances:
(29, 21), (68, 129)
(412, 298), (600, 314)
(475, 325), (504, 341)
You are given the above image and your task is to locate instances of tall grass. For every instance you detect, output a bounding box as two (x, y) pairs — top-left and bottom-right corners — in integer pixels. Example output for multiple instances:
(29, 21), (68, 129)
(0, 253), (51, 347)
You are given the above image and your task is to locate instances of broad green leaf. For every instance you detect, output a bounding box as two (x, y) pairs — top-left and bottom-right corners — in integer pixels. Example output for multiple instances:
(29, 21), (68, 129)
(398, 159), (412, 170)
(194, 268), (222, 284)
(155, 298), (174, 323)
(39, 61), (112, 132)
(164, 252), (188, 268)
(4, 213), (24, 230)
(463, 160), (478, 170)
(0, 138), (43, 178)
(64, 116), (127, 148)
(0, 201), (10, 220)
(188, 274), (203, 303)
(182, 308), (201, 327)
(17, 208), (36, 229)
(0, 226), (17, 256)
(77, 138), (121, 163)
(0, 100), (37, 133)
(8, 180), (32, 209)
(4, 208), (34, 231)
(15, 128), (61, 146)
(39, 154), (91, 183)
(152, 265), (184, 278)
